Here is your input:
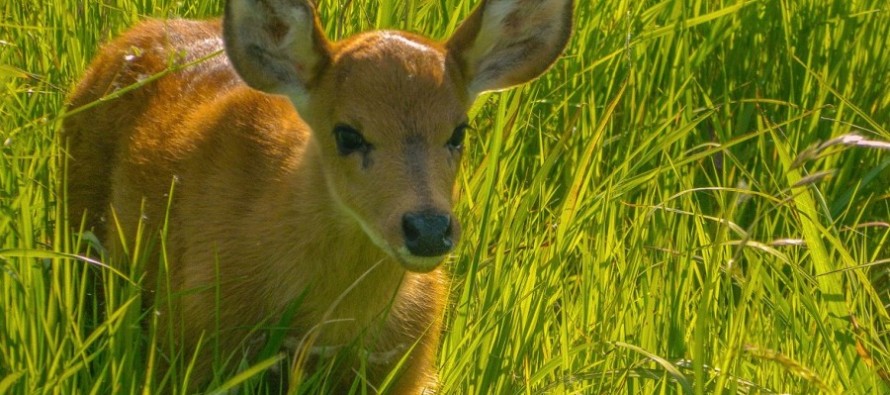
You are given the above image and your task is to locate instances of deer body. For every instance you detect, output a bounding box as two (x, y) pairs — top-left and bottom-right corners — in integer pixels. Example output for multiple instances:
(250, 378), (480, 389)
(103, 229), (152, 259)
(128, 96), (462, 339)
(65, 0), (572, 392)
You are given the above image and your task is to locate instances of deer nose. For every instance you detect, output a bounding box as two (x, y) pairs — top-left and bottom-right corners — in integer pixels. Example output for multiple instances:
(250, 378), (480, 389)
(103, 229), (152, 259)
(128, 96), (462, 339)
(402, 211), (454, 257)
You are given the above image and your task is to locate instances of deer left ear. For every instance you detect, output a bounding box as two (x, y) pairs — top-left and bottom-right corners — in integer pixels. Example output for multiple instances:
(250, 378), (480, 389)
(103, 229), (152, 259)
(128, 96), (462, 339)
(446, 0), (574, 100)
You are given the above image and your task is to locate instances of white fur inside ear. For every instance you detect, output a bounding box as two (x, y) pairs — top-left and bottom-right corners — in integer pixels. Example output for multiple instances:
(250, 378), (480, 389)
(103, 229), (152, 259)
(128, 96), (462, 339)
(464, 1), (512, 75)
(486, 0), (516, 26)
(280, 6), (316, 109)
(464, 0), (517, 96)
(282, 6), (313, 54)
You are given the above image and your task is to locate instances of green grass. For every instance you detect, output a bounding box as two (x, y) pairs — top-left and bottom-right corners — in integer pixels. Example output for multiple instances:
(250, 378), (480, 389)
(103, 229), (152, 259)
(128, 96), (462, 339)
(2, 0), (890, 393)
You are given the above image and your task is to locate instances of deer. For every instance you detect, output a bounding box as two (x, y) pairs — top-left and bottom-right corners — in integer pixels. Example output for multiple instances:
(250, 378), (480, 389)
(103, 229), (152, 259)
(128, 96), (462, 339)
(63, 0), (573, 392)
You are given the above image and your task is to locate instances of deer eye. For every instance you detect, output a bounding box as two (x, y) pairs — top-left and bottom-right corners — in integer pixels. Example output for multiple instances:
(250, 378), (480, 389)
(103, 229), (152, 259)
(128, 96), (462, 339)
(334, 124), (370, 155)
(446, 123), (468, 151)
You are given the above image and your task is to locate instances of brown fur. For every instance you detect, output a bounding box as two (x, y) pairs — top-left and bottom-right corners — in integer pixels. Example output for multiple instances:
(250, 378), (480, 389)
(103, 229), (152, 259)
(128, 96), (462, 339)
(64, 0), (572, 393)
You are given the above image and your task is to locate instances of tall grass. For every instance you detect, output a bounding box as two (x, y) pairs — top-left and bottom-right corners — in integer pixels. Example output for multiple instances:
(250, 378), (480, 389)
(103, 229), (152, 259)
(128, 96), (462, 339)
(2, 0), (889, 393)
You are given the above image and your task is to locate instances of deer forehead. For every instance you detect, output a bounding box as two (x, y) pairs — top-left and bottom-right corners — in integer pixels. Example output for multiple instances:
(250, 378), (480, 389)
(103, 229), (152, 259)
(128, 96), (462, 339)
(332, 31), (449, 86)
(320, 32), (466, 139)
(337, 30), (444, 61)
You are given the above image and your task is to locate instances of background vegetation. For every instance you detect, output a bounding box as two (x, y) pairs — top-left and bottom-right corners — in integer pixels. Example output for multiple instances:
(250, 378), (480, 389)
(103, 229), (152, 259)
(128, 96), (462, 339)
(2, 0), (889, 393)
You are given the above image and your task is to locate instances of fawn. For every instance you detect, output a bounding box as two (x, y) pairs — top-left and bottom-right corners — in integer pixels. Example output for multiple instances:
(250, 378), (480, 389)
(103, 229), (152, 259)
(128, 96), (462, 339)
(64, 0), (573, 392)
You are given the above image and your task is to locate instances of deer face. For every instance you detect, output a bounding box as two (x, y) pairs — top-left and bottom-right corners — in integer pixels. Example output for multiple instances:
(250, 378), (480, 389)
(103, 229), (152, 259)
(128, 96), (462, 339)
(302, 33), (468, 271)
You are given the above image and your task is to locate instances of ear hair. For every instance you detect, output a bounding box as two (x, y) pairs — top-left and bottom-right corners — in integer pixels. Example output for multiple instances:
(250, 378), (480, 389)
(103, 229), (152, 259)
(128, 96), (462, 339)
(447, 0), (574, 100)
(223, 0), (331, 108)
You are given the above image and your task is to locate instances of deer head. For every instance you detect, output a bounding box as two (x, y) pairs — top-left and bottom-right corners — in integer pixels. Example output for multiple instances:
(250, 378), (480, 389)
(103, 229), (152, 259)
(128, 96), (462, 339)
(223, 0), (574, 272)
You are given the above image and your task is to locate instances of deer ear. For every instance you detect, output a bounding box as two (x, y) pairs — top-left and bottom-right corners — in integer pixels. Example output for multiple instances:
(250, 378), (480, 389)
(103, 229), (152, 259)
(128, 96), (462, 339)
(446, 0), (573, 100)
(224, 0), (331, 109)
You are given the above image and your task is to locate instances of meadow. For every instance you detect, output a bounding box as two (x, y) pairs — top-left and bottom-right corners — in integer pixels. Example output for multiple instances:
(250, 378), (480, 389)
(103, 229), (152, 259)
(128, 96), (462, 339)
(2, 0), (889, 393)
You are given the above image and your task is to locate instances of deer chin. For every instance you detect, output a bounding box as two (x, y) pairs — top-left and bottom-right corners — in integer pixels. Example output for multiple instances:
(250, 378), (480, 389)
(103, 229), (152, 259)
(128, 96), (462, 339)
(395, 248), (446, 273)
(366, 238), (445, 273)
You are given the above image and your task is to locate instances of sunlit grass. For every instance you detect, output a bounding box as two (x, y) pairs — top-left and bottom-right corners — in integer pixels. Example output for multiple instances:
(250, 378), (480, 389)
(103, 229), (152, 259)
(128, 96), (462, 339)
(2, 0), (889, 393)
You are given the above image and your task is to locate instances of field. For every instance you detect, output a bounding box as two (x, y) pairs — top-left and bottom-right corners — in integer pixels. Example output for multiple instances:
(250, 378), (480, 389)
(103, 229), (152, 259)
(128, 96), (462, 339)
(2, 0), (890, 393)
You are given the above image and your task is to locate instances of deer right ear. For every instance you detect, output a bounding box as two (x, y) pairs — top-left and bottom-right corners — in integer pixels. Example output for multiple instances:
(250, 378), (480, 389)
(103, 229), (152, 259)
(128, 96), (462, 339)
(224, 0), (331, 109)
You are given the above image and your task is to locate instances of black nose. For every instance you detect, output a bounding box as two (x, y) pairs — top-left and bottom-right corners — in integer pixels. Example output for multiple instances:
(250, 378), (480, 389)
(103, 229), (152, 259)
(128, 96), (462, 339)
(402, 211), (454, 257)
